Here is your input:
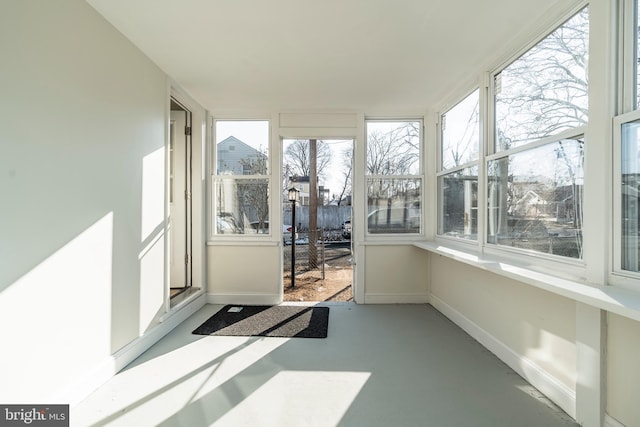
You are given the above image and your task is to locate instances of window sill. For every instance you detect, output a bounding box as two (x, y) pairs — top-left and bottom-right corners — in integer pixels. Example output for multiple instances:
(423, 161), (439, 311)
(414, 240), (640, 322)
(207, 239), (280, 247)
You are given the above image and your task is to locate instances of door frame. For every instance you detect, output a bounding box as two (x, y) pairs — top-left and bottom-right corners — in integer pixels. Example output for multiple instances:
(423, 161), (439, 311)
(280, 137), (356, 302)
(164, 86), (207, 314)
(169, 98), (193, 294)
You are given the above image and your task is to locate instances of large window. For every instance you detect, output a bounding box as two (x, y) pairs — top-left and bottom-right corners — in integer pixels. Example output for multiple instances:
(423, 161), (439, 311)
(488, 7), (588, 259)
(487, 138), (584, 258)
(620, 120), (640, 272)
(366, 120), (422, 235)
(615, 0), (640, 277)
(494, 8), (589, 151)
(438, 90), (480, 240)
(212, 120), (270, 237)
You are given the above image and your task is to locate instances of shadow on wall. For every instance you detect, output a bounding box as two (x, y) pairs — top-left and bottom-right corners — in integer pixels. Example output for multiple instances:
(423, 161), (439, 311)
(0, 0), (169, 403)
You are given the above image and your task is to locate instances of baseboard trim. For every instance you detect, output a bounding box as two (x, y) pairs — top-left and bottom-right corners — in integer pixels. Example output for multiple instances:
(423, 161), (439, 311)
(430, 293), (576, 419)
(61, 293), (206, 407)
(207, 292), (281, 306)
(605, 414), (626, 427)
(364, 293), (429, 304)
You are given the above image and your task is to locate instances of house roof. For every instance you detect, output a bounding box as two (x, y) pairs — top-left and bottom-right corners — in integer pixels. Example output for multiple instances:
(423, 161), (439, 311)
(217, 136), (262, 155)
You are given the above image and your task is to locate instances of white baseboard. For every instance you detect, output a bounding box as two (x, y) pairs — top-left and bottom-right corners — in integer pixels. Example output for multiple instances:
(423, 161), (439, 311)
(207, 292), (281, 306)
(61, 293), (206, 407)
(364, 293), (428, 304)
(605, 414), (626, 427)
(430, 293), (576, 419)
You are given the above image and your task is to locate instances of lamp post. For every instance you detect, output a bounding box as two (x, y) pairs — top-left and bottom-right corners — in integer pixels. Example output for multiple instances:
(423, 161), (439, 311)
(288, 187), (300, 288)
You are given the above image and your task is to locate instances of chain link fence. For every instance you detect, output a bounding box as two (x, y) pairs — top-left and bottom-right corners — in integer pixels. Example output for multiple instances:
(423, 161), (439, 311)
(283, 228), (326, 280)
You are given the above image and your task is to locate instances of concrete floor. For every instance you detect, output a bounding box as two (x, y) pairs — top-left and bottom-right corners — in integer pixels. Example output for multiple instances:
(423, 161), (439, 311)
(73, 303), (578, 427)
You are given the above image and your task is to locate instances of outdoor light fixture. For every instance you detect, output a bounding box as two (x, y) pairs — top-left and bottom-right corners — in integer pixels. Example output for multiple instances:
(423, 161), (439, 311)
(288, 187), (300, 288)
(288, 187), (300, 203)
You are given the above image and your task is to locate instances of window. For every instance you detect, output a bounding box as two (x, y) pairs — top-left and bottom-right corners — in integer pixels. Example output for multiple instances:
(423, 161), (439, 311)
(212, 120), (270, 236)
(634, 0), (640, 109)
(438, 90), (480, 240)
(366, 120), (422, 235)
(494, 8), (589, 151)
(439, 167), (479, 239)
(615, 0), (640, 277)
(488, 7), (588, 259)
(442, 90), (480, 169)
(487, 138), (584, 258)
(620, 120), (640, 272)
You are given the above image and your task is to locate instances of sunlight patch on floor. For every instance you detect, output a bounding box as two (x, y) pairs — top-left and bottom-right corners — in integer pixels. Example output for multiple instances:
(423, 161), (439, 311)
(73, 337), (289, 427)
(214, 370), (370, 427)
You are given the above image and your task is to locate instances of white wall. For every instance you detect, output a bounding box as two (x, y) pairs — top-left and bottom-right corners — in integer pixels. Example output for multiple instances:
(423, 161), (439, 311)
(0, 0), (169, 403)
(207, 246), (282, 304)
(428, 255), (577, 416)
(364, 245), (428, 303)
(607, 314), (640, 426)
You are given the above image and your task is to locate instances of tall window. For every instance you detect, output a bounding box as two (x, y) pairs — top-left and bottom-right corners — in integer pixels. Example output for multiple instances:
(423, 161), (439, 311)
(488, 7), (589, 259)
(438, 90), (480, 240)
(615, 0), (640, 276)
(620, 120), (640, 272)
(366, 120), (422, 235)
(495, 8), (589, 151)
(212, 120), (270, 237)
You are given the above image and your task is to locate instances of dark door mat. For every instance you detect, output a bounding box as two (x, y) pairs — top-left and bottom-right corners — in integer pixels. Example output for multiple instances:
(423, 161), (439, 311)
(192, 305), (329, 338)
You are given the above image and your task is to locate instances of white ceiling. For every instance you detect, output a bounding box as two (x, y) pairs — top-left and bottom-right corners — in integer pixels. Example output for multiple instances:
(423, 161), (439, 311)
(88, 0), (577, 113)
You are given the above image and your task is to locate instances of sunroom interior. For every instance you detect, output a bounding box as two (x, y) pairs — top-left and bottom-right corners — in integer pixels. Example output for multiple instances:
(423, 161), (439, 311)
(3, 0), (640, 426)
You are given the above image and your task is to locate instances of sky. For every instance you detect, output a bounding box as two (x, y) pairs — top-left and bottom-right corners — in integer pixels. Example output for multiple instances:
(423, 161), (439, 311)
(283, 138), (352, 199)
(215, 120), (352, 199)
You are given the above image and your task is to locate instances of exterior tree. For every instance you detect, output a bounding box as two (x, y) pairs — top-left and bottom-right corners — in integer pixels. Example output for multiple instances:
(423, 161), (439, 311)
(367, 122), (420, 216)
(366, 126), (418, 176)
(442, 97), (479, 168)
(495, 8), (588, 150)
(336, 147), (352, 206)
(486, 8), (588, 258)
(284, 139), (332, 180)
(237, 151), (268, 231)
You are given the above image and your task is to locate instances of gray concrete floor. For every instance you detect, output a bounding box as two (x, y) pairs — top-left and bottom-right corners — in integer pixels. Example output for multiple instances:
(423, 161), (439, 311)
(73, 303), (578, 427)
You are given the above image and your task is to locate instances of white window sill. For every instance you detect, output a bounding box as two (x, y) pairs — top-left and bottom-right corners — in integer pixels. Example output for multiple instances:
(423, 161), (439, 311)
(414, 240), (640, 322)
(207, 239), (280, 246)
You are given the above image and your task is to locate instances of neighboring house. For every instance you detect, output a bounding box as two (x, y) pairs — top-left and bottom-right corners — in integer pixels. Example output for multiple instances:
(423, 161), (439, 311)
(554, 184), (584, 225)
(217, 136), (267, 175)
(217, 136), (269, 227)
(286, 176), (333, 207)
(511, 190), (548, 218)
(287, 176), (311, 206)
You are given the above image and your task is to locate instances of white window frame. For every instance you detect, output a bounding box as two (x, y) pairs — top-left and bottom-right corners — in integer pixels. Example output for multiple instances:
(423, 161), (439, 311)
(364, 118), (425, 240)
(483, 127), (587, 269)
(611, 0), (640, 289)
(612, 110), (640, 288)
(208, 118), (274, 242)
(436, 88), (481, 246)
(480, 4), (589, 274)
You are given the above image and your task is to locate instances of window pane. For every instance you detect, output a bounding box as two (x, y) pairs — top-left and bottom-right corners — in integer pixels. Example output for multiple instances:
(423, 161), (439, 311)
(495, 8), (589, 151)
(487, 138), (584, 258)
(367, 121), (420, 175)
(622, 121), (640, 271)
(442, 90), (480, 169)
(214, 178), (269, 235)
(216, 121), (269, 175)
(439, 166), (478, 240)
(636, 0), (640, 109)
(367, 178), (421, 234)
